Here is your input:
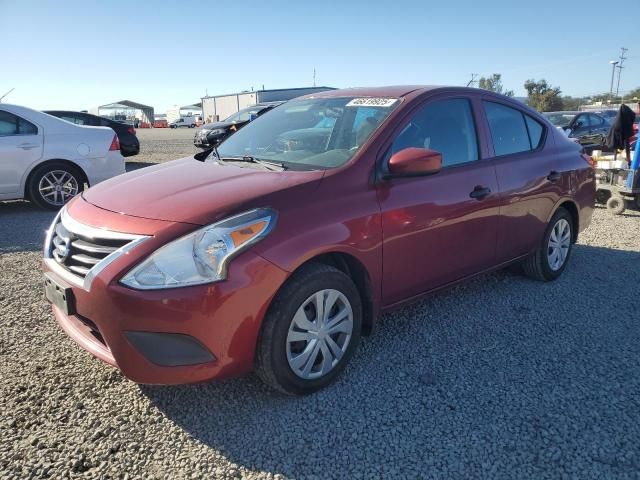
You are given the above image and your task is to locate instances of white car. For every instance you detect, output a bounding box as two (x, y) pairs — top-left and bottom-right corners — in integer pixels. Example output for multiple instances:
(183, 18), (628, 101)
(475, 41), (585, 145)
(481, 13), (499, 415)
(0, 104), (125, 209)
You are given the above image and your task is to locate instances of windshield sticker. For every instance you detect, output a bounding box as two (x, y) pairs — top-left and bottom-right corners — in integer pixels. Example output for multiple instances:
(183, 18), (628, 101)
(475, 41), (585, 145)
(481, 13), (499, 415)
(346, 98), (398, 108)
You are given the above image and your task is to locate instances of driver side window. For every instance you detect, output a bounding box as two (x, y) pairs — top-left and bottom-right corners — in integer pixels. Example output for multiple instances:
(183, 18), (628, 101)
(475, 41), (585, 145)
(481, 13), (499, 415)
(390, 98), (479, 167)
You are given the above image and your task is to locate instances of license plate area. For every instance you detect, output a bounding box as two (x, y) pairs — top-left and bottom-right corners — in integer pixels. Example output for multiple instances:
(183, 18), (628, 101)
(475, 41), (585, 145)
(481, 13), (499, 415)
(44, 272), (76, 316)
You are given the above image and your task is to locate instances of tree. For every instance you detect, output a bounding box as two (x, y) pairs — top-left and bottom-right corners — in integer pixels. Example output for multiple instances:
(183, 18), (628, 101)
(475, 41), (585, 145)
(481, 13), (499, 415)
(524, 79), (563, 112)
(478, 74), (514, 97)
(561, 96), (583, 111)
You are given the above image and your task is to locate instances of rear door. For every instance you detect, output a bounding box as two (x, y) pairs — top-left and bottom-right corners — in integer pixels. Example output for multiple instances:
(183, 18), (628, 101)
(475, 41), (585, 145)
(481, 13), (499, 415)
(482, 101), (567, 262)
(378, 96), (500, 305)
(0, 110), (43, 194)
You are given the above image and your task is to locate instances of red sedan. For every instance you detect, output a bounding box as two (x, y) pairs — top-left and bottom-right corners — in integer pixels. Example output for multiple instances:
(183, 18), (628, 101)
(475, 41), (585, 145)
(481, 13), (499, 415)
(43, 86), (595, 395)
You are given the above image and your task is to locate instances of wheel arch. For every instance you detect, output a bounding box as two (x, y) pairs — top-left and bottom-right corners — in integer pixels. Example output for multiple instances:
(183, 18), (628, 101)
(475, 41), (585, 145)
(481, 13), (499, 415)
(23, 158), (89, 200)
(551, 199), (579, 243)
(291, 251), (378, 336)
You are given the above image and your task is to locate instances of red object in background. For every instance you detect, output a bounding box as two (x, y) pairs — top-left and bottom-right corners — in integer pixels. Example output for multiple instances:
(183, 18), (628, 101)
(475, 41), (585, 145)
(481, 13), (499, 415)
(43, 85), (595, 387)
(153, 120), (168, 128)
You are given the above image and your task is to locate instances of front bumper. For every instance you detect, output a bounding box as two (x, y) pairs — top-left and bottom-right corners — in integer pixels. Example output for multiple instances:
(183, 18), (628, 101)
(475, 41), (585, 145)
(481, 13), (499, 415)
(43, 199), (289, 384)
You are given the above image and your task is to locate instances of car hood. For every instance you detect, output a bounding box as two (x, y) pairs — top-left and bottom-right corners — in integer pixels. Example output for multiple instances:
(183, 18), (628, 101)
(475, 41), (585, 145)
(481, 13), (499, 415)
(82, 157), (325, 225)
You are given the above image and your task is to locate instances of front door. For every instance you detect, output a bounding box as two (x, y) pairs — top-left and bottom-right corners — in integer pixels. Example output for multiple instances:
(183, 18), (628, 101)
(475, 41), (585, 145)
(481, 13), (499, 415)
(0, 110), (43, 194)
(377, 97), (500, 305)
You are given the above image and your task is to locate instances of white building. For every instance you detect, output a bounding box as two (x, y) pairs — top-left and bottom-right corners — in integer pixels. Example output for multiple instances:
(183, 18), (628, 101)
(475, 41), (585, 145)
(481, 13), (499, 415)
(201, 87), (334, 123)
(166, 104), (203, 124)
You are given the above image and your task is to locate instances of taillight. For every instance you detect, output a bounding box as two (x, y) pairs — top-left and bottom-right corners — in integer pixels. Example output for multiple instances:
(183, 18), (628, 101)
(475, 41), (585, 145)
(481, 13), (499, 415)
(109, 134), (120, 151)
(128, 127), (136, 135)
(581, 153), (595, 168)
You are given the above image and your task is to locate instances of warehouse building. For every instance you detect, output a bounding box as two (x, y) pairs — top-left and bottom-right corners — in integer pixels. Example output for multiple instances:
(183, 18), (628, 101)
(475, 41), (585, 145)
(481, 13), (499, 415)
(90, 100), (154, 125)
(201, 86), (334, 123)
(165, 103), (203, 124)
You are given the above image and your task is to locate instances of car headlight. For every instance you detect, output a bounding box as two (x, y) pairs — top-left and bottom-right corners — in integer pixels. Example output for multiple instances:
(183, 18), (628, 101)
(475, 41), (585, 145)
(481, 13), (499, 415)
(120, 208), (276, 290)
(199, 129), (210, 136)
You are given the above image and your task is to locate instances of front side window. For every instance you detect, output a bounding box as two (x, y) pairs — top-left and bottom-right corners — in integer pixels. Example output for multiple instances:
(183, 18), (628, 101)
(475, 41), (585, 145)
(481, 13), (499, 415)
(0, 111), (37, 136)
(573, 114), (590, 129)
(588, 114), (605, 127)
(484, 102), (535, 156)
(216, 97), (400, 170)
(390, 98), (478, 167)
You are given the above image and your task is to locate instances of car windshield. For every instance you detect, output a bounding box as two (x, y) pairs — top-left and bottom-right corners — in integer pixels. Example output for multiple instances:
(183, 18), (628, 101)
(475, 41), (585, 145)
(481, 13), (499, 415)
(544, 113), (576, 126)
(216, 97), (400, 170)
(224, 107), (263, 123)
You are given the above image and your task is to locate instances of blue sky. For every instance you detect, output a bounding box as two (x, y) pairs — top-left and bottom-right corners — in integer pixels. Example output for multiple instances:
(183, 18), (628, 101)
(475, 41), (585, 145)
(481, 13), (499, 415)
(1, 0), (637, 113)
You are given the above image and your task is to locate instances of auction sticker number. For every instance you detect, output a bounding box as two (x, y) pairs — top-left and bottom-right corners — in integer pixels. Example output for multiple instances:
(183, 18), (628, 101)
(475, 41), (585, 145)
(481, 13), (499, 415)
(346, 98), (398, 108)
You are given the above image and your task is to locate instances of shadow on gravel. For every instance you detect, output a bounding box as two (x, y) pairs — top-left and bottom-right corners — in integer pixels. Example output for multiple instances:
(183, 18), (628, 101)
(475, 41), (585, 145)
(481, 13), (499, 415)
(0, 201), (55, 253)
(142, 244), (640, 478)
(126, 161), (157, 172)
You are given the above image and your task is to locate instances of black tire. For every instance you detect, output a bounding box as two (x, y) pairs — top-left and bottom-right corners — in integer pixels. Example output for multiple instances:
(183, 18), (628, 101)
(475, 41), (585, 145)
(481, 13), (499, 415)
(255, 263), (362, 395)
(27, 162), (85, 210)
(606, 196), (626, 215)
(522, 208), (573, 282)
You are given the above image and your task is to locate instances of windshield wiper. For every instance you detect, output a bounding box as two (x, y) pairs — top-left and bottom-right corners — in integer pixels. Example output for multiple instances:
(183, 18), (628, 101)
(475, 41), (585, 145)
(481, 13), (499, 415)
(219, 155), (287, 171)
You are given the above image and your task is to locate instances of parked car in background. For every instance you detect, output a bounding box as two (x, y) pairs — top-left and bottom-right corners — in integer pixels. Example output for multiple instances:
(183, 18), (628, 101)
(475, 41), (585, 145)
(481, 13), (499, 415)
(1, 104), (124, 209)
(169, 116), (197, 128)
(543, 111), (610, 153)
(194, 102), (283, 149)
(591, 109), (617, 121)
(43, 86), (594, 395)
(45, 110), (140, 157)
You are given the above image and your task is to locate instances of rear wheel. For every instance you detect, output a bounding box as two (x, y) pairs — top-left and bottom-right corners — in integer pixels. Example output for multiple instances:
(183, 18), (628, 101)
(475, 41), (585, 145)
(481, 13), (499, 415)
(27, 162), (85, 210)
(522, 208), (573, 281)
(255, 263), (362, 395)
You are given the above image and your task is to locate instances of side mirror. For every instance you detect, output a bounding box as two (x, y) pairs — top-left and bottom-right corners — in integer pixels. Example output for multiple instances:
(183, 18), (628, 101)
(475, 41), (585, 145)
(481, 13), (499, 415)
(387, 147), (442, 177)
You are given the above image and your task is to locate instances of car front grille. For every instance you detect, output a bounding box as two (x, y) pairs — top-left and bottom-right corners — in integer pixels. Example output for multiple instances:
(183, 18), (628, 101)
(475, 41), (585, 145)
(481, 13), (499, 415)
(45, 209), (148, 289)
(51, 220), (131, 278)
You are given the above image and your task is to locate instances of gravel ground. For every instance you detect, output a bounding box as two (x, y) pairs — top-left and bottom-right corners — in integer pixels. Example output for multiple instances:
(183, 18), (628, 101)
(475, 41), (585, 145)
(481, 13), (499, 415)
(1, 131), (639, 479)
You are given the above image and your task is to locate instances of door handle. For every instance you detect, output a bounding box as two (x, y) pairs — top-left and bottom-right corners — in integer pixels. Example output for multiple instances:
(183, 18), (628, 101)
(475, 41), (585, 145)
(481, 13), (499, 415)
(469, 186), (491, 200)
(18, 143), (39, 150)
(547, 171), (561, 182)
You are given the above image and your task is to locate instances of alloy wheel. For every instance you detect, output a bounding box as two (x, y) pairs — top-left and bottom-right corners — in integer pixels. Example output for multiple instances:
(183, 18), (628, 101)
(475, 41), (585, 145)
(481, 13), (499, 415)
(38, 170), (79, 206)
(547, 218), (571, 271)
(286, 289), (353, 380)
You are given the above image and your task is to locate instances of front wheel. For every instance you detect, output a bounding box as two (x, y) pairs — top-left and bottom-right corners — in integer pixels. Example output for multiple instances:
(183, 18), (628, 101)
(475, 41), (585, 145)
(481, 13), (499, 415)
(522, 208), (573, 281)
(255, 264), (362, 395)
(27, 162), (85, 210)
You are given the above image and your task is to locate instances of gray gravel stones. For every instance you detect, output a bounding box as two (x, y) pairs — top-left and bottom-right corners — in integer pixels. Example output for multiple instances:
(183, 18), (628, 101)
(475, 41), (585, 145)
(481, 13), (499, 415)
(1, 130), (639, 478)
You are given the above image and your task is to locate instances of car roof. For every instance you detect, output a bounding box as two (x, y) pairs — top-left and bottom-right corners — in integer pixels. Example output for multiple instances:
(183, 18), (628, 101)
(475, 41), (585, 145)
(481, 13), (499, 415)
(299, 85), (433, 99)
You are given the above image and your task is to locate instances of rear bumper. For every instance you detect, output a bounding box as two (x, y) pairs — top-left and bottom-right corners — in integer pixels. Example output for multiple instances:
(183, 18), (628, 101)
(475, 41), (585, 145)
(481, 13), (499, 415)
(120, 138), (140, 157)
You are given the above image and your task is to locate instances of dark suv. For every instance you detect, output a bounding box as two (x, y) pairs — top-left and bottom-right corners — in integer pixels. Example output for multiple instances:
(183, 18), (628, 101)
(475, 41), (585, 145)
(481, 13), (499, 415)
(45, 110), (140, 157)
(194, 102), (282, 149)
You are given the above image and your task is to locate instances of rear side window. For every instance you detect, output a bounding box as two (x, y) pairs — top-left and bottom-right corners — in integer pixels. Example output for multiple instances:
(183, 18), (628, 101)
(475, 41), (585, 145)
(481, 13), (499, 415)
(525, 115), (543, 149)
(0, 111), (37, 136)
(391, 98), (478, 167)
(484, 102), (545, 155)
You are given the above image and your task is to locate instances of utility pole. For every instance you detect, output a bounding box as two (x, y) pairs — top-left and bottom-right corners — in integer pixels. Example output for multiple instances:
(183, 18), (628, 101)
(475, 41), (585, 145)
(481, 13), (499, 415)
(609, 60), (619, 102)
(466, 73), (478, 88)
(313, 68), (316, 87)
(0, 88), (14, 103)
(615, 47), (628, 99)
